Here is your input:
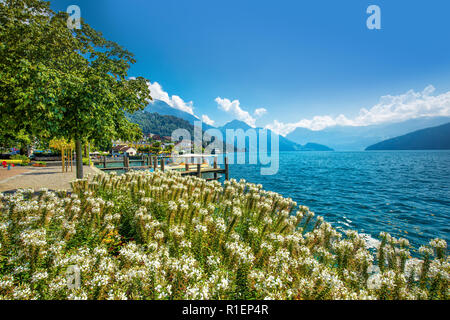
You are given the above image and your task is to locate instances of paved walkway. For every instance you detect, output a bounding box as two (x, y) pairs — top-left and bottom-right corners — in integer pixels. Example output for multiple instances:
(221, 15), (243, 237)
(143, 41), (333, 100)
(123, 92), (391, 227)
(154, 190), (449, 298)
(0, 166), (100, 193)
(0, 167), (34, 181)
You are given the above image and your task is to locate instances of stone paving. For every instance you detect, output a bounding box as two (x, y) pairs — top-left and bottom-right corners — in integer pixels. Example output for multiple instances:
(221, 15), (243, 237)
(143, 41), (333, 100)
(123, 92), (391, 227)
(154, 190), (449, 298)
(0, 166), (99, 193)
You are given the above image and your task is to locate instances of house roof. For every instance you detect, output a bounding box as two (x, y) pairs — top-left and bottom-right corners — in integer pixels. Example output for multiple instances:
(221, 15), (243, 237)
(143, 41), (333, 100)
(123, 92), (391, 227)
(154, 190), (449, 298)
(112, 145), (136, 152)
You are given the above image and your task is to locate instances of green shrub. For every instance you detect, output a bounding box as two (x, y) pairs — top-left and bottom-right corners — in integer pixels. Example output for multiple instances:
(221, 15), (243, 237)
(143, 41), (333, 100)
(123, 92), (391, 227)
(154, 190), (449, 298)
(10, 154), (30, 165)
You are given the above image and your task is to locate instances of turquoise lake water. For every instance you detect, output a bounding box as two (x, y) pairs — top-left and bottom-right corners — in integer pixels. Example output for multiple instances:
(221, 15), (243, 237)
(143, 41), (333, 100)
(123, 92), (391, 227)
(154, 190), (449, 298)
(222, 150), (450, 250)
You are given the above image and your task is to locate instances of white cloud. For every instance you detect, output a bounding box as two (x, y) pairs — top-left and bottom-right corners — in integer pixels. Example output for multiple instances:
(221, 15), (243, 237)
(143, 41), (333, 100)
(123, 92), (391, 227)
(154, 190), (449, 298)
(147, 81), (195, 116)
(254, 108), (267, 117)
(215, 97), (256, 127)
(201, 114), (215, 126)
(266, 85), (450, 136)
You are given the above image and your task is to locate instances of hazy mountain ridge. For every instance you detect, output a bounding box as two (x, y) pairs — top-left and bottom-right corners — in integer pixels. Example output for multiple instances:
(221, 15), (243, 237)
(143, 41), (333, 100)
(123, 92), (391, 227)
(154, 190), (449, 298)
(128, 110), (240, 151)
(140, 101), (450, 151)
(366, 122), (450, 150)
(218, 120), (333, 152)
(286, 116), (450, 151)
(144, 100), (215, 131)
(127, 110), (196, 137)
(142, 102), (333, 151)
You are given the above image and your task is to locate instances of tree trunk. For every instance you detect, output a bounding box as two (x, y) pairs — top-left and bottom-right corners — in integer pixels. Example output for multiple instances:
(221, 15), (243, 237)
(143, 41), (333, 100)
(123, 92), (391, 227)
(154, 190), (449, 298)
(26, 145), (32, 157)
(75, 139), (83, 179)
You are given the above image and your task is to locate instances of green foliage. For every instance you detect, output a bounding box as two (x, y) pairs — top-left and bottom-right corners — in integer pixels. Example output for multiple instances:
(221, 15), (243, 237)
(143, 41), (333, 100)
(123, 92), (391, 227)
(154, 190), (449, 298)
(127, 111), (195, 138)
(0, 0), (151, 175)
(128, 111), (216, 149)
(10, 154), (30, 165)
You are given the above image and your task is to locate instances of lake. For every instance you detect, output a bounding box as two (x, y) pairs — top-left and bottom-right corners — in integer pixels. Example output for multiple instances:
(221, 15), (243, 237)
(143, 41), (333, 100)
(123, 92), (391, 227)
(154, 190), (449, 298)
(222, 150), (450, 250)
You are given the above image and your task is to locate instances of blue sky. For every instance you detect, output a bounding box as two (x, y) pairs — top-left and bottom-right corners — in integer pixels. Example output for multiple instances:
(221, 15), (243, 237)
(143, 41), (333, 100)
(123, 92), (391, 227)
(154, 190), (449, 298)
(52, 0), (450, 134)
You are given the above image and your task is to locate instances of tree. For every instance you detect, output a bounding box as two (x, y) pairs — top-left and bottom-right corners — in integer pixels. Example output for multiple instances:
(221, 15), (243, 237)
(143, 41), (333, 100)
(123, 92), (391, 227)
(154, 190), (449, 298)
(49, 137), (74, 173)
(163, 144), (174, 154)
(0, 0), (151, 178)
(150, 142), (162, 155)
(0, 129), (32, 155)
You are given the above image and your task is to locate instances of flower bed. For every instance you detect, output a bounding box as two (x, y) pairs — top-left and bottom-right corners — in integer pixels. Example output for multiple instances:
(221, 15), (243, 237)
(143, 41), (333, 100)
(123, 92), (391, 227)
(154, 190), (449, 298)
(31, 161), (47, 167)
(0, 160), (23, 165)
(0, 171), (448, 300)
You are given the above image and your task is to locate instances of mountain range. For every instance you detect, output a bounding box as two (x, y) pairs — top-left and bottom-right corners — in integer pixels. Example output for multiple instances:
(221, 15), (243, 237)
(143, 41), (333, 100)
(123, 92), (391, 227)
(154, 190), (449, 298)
(286, 116), (450, 151)
(366, 122), (450, 150)
(217, 120), (333, 151)
(144, 100), (200, 124)
(144, 100), (215, 131)
(145, 100), (450, 151)
(127, 111), (196, 138)
(142, 101), (333, 152)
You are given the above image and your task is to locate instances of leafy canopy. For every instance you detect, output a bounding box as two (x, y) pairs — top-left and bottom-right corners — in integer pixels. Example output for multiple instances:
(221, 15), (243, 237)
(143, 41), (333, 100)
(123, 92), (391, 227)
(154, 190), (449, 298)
(0, 0), (151, 146)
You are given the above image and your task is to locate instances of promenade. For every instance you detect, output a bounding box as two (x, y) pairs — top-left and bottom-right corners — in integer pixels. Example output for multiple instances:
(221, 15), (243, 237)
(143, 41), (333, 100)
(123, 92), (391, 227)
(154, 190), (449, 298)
(0, 166), (99, 192)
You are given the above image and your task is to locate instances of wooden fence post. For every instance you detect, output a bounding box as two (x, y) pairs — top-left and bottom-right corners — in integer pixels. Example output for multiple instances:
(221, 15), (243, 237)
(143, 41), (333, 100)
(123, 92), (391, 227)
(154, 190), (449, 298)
(65, 149), (69, 172)
(103, 156), (107, 169)
(153, 157), (157, 171)
(224, 156), (229, 181)
(197, 163), (201, 177)
(124, 156), (129, 171)
(161, 158), (165, 172)
(213, 157), (218, 180)
(61, 147), (65, 173)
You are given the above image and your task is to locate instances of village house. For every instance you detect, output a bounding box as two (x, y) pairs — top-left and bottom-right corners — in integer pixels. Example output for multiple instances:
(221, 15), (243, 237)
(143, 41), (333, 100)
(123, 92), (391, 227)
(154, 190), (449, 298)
(111, 144), (137, 156)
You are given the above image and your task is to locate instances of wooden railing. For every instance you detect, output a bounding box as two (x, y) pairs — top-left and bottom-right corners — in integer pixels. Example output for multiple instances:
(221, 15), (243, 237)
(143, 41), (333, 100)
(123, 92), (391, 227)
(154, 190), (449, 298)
(92, 156), (229, 180)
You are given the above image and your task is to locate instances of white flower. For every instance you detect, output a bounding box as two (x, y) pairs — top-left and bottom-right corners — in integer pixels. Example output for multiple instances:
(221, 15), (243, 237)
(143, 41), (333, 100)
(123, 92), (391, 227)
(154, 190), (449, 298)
(31, 271), (48, 283)
(232, 207), (242, 217)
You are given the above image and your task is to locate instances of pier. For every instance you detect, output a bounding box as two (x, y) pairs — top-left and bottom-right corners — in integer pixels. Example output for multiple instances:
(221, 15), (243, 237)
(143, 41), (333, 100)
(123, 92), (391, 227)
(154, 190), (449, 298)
(92, 155), (229, 181)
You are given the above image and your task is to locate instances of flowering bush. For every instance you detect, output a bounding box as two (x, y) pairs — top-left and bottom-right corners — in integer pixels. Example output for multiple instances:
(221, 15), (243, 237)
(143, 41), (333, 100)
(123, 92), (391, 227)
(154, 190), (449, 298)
(10, 155), (30, 166)
(1, 159), (23, 165)
(0, 171), (448, 300)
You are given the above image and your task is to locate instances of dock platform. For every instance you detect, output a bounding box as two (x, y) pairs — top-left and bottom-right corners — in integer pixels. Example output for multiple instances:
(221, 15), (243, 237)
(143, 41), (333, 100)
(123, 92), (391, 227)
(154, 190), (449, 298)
(92, 155), (229, 180)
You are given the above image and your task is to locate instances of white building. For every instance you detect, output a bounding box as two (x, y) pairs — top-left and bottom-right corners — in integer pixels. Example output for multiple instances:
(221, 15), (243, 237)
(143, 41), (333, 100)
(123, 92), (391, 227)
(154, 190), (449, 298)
(112, 145), (137, 156)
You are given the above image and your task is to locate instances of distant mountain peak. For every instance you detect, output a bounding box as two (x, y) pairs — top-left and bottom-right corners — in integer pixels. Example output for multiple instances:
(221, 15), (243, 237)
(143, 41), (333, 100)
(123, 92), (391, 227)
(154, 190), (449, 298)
(145, 100), (198, 120)
(366, 122), (450, 150)
(216, 120), (333, 152)
(221, 119), (253, 130)
(145, 100), (216, 130)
